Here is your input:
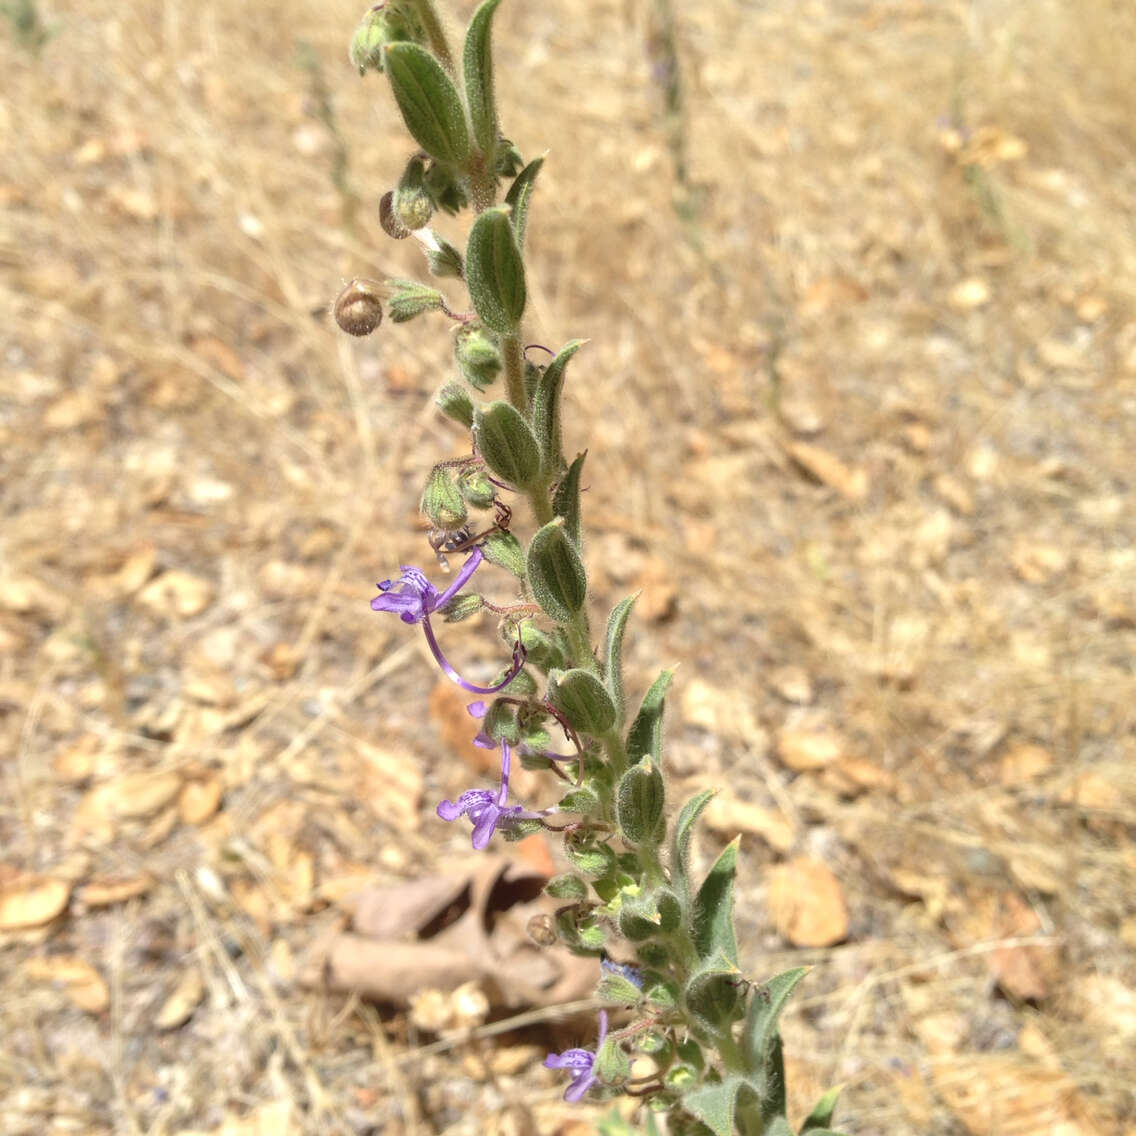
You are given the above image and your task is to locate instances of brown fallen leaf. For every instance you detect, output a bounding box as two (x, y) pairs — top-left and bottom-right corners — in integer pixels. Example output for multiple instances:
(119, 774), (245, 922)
(769, 665), (814, 705)
(136, 570), (215, 618)
(930, 1055), (1106, 1136)
(776, 725), (846, 772)
(154, 967), (204, 1030)
(704, 794), (795, 853)
(77, 874), (154, 909)
(308, 857), (594, 1011)
(0, 875), (71, 930)
(766, 857), (849, 947)
(178, 776), (224, 825)
(785, 440), (869, 502)
(1000, 742), (1055, 786)
(949, 890), (1057, 1002)
(25, 955), (109, 1014)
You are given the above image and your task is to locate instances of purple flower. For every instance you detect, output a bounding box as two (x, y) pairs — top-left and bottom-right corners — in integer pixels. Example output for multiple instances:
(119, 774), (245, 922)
(544, 1010), (609, 1103)
(371, 548), (525, 694)
(436, 739), (549, 850)
(602, 958), (644, 988)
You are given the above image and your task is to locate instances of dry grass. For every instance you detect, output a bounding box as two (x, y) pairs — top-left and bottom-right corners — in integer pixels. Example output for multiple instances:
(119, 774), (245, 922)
(1, 0), (1134, 1134)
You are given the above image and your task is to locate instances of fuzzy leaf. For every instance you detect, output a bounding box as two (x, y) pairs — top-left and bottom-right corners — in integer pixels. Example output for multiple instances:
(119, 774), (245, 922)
(553, 451), (587, 549)
(626, 668), (674, 765)
(740, 967), (810, 1075)
(504, 155), (545, 250)
(465, 206), (526, 332)
(532, 339), (586, 474)
(462, 0), (503, 157)
(671, 788), (714, 903)
(548, 668), (617, 736)
(800, 1086), (843, 1132)
(383, 43), (470, 165)
(616, 757), (665, 846)
(386, 278), (445, 322)
(479, 530), (525, 577)
(681, 1076), (743, 1136)
(693, 838), (739, 965)
(473, 401), (540, 488)
(527, 520), (587, 623)
(603, 593), (638, 729)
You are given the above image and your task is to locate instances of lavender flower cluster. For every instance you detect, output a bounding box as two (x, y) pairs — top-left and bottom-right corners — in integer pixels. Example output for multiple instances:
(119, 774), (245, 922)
(335, 4), (847, 1132)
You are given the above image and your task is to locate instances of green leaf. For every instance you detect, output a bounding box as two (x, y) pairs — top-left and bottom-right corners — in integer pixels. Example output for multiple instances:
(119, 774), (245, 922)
(764, 1118), (795, 1136)
(682, 951), (743, 1034)
(465, 206), (526, 332)
(473, 401), (540, 488)
(462, 0), (503, 158)
(616, 757), (666, 846)
(553, 451), (587, 549)
(740, 966), (810, 1075)
(479, 529), (525, 577)
(760, 1033), (787, 1123)
(681, 1076), (743, 1136)
(383, 43), (470, 165)
(548, 668), (616, 736)
(435, 381), (474, 428)
(531, 338), (586, 473)
(626, 668), (674, 765)
(800, 1085), (843, 1132)
(504, 155), (545, 250)
(527, 520), (587, 623)
(693, 838), (739, 965)
(386, 278), (445, 322)
(544, 874), (587, 900)
(671, 788), (714, 903)
(603, 593), (637, 729)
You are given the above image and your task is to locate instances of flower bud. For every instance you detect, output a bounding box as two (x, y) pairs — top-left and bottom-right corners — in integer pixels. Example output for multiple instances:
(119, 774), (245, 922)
(459, 468), (495, 509)
(436, 381), (474, 428)
(379, 191), (412, 240)
(334, 278), (383, 336)
(421, 465), (467, 529)
(454, 324), (503, 391)
(394, 156), (434, 230)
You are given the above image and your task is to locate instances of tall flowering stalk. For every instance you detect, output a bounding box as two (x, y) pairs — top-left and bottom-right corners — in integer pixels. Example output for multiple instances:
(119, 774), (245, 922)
(336, 4), (847, 1133)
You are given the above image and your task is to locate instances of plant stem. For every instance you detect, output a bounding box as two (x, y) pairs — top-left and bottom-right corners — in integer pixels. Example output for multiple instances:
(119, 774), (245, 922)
(413, 0), (455, 74)
(501, 333), (526, 411)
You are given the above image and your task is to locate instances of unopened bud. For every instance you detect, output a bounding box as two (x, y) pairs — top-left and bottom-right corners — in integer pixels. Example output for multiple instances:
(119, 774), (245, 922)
(393, 155), (434, 231)
(379, 191), (412, 240)
(334, 278), (383, 336)
(421, 465), (467, 529)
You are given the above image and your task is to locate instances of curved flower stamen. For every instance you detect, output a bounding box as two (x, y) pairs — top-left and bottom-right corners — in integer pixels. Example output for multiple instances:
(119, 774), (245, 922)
(371, 549), (526, 694)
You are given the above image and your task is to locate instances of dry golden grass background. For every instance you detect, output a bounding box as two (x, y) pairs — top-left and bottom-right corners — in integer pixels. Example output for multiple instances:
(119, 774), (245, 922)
(2, 0), (1135, 1133)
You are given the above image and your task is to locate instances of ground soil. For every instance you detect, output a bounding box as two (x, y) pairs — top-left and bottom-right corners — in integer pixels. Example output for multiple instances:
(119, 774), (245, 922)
(2, 2), (1134, 1134)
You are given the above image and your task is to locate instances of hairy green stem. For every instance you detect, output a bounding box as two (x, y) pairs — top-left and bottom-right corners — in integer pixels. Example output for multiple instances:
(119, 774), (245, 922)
(412, 0), (455, 74)
(501, 333), (526, 412)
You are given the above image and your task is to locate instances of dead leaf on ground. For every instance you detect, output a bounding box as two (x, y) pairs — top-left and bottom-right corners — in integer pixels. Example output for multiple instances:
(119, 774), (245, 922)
(704, 794), (795, 853)
(77, 873), (154, 909)
(306, 857), (594, 1010)
(785, 440), (870, 502)
(179, 776), (224, 825)
(25, 955), (109, 1013)
(949, 890), (1057, 1002)
(769, 665), (814, 705)
(1000, 742), (1055, 786)
(766, 857), (849, 947)
(155, 966), (205, 1030)
(776, 724), (846, 771)
(136, 570), (215, 618)
(931, 1055), (1106, 1136)
(0, 875), (71, 929)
